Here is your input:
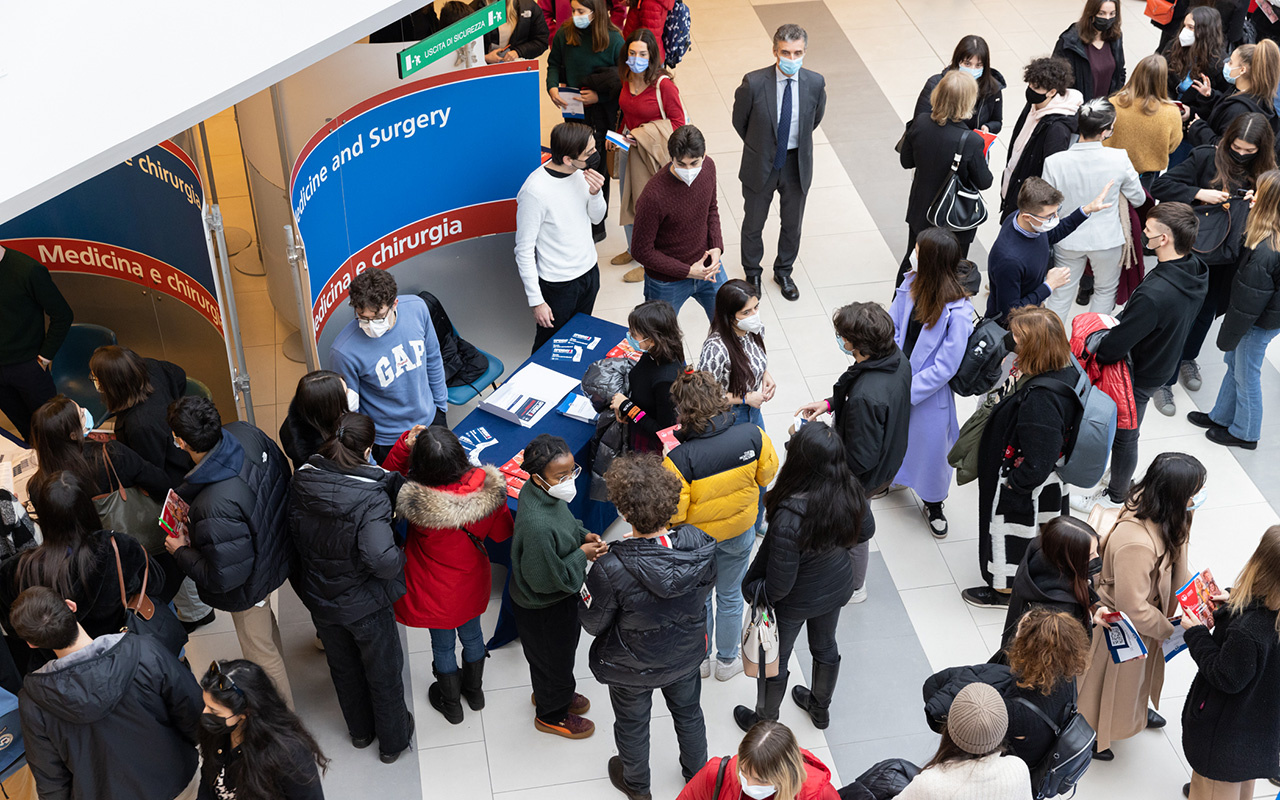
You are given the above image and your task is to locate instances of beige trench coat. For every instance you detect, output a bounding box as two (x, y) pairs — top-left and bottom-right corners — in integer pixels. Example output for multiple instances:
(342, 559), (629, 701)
(619, 119), (674, 225)
(1078, 511), (1189, 749)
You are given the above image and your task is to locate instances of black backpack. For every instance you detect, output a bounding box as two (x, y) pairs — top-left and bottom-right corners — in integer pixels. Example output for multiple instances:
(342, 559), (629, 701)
(1014, 681), (1096, 799)
(949, 317), (1009, 397)
(417, 291), (488, 388)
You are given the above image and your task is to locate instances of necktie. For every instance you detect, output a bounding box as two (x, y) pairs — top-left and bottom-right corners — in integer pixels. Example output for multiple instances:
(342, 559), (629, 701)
(775, 78), (792, 171)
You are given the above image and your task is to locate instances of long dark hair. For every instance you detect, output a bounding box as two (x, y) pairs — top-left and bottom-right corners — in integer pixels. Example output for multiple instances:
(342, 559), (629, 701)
(911, 227), (966, 327)
(316, 412), (375, 471)
(199, 660), (328, 800)
(30, 396), (98, 491)
(1125, 452), (1206, 554)
(949, 35), (1001, 97)
(628, 300), (684, 365)
(1164, 6), (1224, 88)
(1077, 0), (1121, 44)
(709, 279), (765, 397)
(89, 345), (153, 414)
(1212, 112), (1277, 191)
(1039, 516), (1097, 612)
(19, 471), (102, 599)
(764, 422), (865, 551)
(408, 427), (471, 487)
(289, 370), (349, 441)
(618, 27), (668, 85)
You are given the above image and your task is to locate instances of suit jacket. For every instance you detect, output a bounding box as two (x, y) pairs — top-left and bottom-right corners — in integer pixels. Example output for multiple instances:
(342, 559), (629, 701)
(732, 65), (827, 193)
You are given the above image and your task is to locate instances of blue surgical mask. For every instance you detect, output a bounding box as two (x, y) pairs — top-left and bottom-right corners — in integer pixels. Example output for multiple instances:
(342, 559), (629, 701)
(1189, 488), (1208, 510)
(626, 332), (648, 353)
(1224, 60), (1239, 85)
(959, 65), (984, 79)
(80, 406), (95, 436)
(835, 334), (853, 356)
(573, 12), (592, 28)
(626, 55), (649, 73)
(778, 55), (802, 76)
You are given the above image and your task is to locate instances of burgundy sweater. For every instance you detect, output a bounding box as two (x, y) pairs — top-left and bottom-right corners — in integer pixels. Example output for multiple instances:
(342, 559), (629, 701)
(631, 156), (724, 282)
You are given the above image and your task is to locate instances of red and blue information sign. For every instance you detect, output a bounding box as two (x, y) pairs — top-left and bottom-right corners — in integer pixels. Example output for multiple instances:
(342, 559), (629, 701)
(289, 62), (542, 337)
(0, 142), (222, 332)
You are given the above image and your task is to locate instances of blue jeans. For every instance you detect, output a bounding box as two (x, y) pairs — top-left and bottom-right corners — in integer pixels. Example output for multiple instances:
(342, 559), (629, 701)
(429, 616), (486, 674)
(706, 527), (755, 661)
(1209, 326), (1280, 442)
(730, 404), (767, 529)
(643, 267), (725, 322)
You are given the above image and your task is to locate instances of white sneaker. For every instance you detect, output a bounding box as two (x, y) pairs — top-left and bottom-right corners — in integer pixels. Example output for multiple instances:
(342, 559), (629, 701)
(1070, 486), (1121, 514)
(848, 585), (868, 604)
(700, 656), (711, 679)
(715, 656), (744, 681)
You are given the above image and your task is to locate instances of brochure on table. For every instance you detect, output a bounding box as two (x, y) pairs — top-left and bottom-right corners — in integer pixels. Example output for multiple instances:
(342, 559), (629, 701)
(479, 363), (583, 428)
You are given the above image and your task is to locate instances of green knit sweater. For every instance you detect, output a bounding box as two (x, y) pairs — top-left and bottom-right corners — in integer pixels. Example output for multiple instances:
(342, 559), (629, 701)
(546, 26), (624, 91)
(0, 248), (74, 365)
(510, 481), (591, 610)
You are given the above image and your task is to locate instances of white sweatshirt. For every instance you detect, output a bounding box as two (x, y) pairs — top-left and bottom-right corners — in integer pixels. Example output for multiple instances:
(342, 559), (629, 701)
(896, 753), (1032, 800)
(513, 166), (607, 306)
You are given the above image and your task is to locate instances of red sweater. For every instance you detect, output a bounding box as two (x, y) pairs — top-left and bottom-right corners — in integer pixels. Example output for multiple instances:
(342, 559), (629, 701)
(631, 156), (724, 281)
(619, 76), (685, 130)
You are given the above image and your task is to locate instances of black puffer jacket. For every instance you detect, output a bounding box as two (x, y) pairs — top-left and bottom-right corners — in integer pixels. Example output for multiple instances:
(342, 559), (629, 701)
(579, 524), (716, 689)
(21, 632), (202, 800)
(1001, 537), (1096, 650)
(922, 663), (1016, 733)
(1219, 240), (1280, 351)
(1182, 602), (1280, 782)
(173, 422), (293, 612)
(742, 497), (875, 620)
(829, 348), (913, 494)
(288, 457), (406, 626)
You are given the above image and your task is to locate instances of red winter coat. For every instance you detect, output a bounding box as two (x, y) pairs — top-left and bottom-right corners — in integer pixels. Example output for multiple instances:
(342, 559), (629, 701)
(383, 434), (513, 629)
(677, 752), (841, 800)
(622, 0), (675, 60)
(1070, 312), (1138, 431)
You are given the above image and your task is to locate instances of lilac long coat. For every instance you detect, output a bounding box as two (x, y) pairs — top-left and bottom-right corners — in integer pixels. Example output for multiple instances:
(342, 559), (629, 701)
(888, 273), (974, 503)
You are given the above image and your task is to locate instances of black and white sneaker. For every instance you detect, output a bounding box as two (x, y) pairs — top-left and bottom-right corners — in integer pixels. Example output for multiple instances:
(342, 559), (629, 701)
(923, 501), (947, 539)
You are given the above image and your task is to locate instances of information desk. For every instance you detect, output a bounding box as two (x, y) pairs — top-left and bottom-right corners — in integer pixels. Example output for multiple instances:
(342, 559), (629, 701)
(450, 313), (627, 648)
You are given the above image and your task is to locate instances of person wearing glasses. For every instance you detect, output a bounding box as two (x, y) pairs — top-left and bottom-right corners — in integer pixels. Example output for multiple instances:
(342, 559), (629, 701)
(199, 659), (329, 800)
(327, 269), (449, 464)
(510, 434), (608, 740)
(10, 586), (204, 800)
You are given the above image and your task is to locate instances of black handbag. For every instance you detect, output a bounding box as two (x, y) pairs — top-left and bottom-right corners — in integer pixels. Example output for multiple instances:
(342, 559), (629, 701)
(927, 130), (988, 232)
(1191, 199), (1248, 265)
(111, 537), (188, 657)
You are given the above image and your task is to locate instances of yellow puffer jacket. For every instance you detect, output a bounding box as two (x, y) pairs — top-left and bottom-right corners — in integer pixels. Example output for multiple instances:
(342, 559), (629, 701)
(663, 413), (779, 542)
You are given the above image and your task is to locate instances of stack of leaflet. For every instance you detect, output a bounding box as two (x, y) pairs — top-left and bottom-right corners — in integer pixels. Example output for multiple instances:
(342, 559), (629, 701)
(479, 363), (582, 428)
(605, 338), (644, 363)
(551, 332), (604, 363)
(457, 426), (499, 466)
(500, 451), (529, 498)
(556, 392), (598, 423)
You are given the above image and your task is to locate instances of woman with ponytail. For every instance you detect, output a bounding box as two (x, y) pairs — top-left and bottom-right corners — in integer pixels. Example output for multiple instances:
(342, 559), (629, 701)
(1186, 39), (1280, 148)
(287, 412), (414, 764)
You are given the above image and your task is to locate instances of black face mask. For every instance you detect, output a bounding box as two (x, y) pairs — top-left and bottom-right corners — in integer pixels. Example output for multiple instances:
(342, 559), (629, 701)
(1088, 556), (1103, 578)
(1026, 87), (1049, 105)
(1229, 148), (1258, 165)
(1002, 330), (1017, 353)
(1092, 15), (1116, 31)
(584, 151), (603, 173)
(200, 712), (236, 735)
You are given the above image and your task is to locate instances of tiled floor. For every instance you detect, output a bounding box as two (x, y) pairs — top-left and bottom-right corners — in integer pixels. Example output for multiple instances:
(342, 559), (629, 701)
(192, 0), (1280, 797)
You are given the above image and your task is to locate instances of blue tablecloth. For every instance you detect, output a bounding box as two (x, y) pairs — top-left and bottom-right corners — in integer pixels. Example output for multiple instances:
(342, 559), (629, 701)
(450, 313), (628, 649)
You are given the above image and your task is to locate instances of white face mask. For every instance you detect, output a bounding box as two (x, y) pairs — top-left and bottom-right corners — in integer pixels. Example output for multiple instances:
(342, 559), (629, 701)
(737, 313), (765, 335)
(1178, 27), (1195, 47)
(909, 250), (918, 270)
(673, 165), (702, 186)
(346, 387), (361, 413)
(739, 774), (777, 800)
(360, 316), (393, 338)
(542, 476), (577, 503)
(1026, 213), (1060, 234)
(80, 406), (95, 436)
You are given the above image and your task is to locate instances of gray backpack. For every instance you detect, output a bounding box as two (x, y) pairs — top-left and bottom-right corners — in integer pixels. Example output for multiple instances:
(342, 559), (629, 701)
(1028, 356), (1117, 488)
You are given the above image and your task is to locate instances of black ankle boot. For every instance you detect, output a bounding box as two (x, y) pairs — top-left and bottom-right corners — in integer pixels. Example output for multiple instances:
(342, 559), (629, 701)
(429, 669), (464, 725)
(791, 657), (840, 729)
(461, 655), (487, 711)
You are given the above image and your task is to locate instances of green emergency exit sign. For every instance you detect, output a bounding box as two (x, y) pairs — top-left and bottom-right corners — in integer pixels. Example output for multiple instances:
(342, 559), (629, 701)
(397, 4), (507, 78)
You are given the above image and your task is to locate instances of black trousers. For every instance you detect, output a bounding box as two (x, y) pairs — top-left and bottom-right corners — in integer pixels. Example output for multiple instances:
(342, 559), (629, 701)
(315, 606), (413, 756)
(896, 223), (977, 286)
(610, 668), (707, 792)
(513, 594), (581, 722)
(741, 150), (806, 280)
(531, 265), (600, 353)
(0, 359), (56, 442)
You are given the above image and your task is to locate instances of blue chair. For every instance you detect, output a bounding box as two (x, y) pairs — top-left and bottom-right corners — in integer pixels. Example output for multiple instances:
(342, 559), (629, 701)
(446, 326), (505, 407)
(50, 324), (117, 421)
(184, 377), (213, 400)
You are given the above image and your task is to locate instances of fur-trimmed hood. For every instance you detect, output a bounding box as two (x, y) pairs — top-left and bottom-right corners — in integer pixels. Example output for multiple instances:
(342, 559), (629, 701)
(397, 466), (507, 530)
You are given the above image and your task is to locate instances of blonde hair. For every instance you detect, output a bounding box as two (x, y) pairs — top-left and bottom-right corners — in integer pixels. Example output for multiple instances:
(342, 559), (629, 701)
(1112, 54), (1172, 116)
(1237, 40), (1280, 108)
(738, 721), (807, 800)
(1245, 170), (1280, 251)
(930, 70), (978, 125)
(1228, 525), (1280, 636)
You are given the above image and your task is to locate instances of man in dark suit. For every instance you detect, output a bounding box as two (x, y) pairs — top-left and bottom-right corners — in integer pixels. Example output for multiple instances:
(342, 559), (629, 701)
(732, 24), (827, 302)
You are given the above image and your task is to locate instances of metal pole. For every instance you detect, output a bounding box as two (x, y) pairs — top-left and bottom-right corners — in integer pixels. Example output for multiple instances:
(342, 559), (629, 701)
(270, 84), (321, 371)
(197, 121), (256, 426)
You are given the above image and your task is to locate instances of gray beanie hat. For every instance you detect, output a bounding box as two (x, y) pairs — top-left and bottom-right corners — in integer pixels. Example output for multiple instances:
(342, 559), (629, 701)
(947, 683), (1008, 755)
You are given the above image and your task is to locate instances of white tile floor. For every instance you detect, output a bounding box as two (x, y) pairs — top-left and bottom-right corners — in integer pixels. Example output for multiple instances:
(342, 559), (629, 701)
(190, 0), (1280, 797)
